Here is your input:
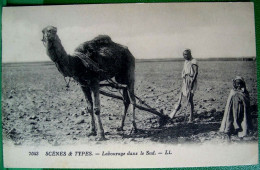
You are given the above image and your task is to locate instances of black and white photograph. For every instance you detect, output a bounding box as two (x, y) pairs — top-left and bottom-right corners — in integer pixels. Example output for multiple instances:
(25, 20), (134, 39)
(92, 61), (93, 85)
(1, 2), (258, 168)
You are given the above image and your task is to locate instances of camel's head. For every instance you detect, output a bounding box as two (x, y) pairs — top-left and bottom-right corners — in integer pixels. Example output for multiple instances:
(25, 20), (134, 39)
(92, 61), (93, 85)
(42, 26), (57, 43)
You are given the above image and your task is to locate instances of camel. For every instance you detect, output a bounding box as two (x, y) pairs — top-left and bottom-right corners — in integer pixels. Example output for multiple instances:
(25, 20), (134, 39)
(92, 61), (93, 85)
(42, 26), (136, 140)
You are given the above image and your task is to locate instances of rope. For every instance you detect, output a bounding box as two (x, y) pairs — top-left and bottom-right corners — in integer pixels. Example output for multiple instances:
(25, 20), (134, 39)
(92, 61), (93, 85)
(64, 77), (71, 88)
(103, 83), (119, 93)
(74, 51), (104, 73)
(42, 40), (47, 48)
(141, 88), (179, 99)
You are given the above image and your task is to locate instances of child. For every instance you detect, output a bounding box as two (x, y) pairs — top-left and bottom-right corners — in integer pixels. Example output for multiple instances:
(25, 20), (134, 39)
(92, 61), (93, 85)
(219, 76), (252, 139)
(169, 49), (198, 123)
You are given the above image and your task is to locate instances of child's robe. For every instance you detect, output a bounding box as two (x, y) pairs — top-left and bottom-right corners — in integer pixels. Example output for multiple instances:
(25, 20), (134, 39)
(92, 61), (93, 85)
(219, 88), (251, 137)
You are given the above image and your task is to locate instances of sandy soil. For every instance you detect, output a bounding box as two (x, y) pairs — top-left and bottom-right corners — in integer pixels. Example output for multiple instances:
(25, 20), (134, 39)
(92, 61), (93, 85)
(2, 60), (258, 146)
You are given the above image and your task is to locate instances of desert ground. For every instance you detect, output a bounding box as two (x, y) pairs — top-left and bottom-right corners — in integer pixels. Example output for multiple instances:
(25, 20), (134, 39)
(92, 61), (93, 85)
(2, 60), (258, 146)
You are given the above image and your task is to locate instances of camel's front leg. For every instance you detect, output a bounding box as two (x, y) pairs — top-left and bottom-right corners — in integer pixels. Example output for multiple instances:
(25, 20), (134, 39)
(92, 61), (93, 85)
(81, 86), (96, 136)
(91, 81), (106, 141)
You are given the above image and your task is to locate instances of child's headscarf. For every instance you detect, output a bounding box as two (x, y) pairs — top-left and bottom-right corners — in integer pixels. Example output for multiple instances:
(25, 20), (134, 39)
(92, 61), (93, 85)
(233, 76), (247, 92)
(234, 76), (245, 83)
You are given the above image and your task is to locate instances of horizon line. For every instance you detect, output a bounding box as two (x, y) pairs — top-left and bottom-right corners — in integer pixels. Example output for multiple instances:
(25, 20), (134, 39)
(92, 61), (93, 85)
(2, 56), (256, 65)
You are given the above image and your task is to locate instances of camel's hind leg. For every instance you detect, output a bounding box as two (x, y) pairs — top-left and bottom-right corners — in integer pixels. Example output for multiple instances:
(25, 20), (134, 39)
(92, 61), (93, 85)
(127, 86), (137, 133)
(127, 63), (137, 133)
(81, 86), (96, 136)
(117, 88), (130, 131)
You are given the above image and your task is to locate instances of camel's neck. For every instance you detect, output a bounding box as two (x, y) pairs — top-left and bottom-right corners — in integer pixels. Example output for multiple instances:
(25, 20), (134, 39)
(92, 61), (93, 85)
(46, 36), (72, 77)
(46, 36), (68, 62)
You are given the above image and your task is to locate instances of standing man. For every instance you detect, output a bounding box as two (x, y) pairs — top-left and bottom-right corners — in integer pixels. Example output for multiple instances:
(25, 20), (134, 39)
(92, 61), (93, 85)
(169, 49), (198, 123)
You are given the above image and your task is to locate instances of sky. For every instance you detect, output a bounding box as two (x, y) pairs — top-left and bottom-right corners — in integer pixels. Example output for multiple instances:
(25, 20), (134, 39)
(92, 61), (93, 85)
(2, 2), (256, 63)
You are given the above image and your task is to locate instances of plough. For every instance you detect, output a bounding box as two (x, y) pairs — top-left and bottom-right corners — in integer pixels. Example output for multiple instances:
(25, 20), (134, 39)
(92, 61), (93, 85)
(100, 89), (169, 118)
(99, 82), (174, 126)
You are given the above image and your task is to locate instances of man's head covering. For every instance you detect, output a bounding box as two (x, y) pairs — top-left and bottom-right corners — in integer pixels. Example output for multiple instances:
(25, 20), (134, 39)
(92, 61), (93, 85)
(184, 48), (191, 54)
(183, 49), (192, 61)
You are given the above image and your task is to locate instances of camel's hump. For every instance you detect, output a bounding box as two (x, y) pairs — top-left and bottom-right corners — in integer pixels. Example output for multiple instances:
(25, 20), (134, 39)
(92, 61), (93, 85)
(75, 35), (114, 53)
(92, 35), (112, 44)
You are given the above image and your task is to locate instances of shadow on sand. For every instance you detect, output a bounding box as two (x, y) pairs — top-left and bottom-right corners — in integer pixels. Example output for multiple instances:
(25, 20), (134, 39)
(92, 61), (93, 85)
(121, 122), (221, 144)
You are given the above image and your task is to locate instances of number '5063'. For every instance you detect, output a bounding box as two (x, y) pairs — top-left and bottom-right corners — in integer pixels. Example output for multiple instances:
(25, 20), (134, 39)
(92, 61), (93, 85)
(29, 151), (39, 156)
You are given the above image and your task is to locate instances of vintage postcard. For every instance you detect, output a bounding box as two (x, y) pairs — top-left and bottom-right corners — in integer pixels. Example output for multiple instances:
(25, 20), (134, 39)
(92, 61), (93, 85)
(1, 2), (258, 168)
